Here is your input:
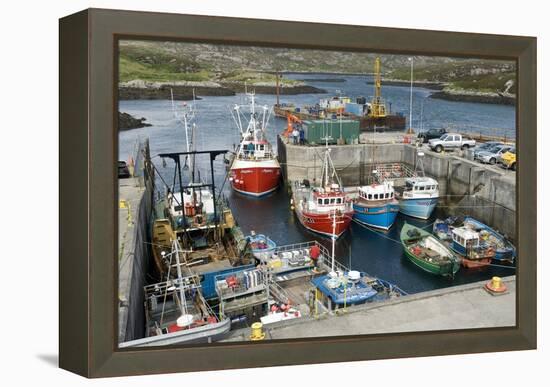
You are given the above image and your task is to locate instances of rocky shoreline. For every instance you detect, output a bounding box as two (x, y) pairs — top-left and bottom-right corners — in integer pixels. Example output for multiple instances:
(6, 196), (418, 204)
(119, 79), (326, 100)
(220, 81), (326, 95)
(366, 78), (446, 90)
(118, 112), (152, 130)
(367, 78), (515, 105)
(429, 90), (516, 105)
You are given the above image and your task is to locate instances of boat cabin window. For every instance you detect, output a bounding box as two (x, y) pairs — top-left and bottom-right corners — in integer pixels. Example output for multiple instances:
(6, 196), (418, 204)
(419, 186), (425, 191)
(466, 238), (479, 248)
(174, 205), (182, 212)
(324, 198), (329, 205)
(318, 198), (323, 205)
(374, 194), (379, 199)
(336, 198), (342, 204)
(368, 193), (372, 199)
(390, 192), (394, 198)
(330, 198), (336, 204)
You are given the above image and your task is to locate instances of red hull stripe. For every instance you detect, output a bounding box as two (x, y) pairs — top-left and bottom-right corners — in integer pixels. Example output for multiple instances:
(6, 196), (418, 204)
(230, 167), (280, 195)
(296, 210), (354, 237)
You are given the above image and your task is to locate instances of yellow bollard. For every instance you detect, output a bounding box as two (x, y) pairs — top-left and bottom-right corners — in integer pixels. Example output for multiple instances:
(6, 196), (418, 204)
(250, 322), (265, 341)
(485, 276), (507, 293)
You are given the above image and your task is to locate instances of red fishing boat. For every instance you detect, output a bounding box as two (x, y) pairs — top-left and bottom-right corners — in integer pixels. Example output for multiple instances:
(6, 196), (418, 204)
(292, 148), (353, 238)
(229, 92), (281, 197)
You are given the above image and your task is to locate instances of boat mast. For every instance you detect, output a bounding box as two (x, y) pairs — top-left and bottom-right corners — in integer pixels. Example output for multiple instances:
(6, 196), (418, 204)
(250, 92), (257, 145)
(172, 240), (188, 317)
(332, 212), (336, 272)
(190, 89), (197, 183)
(324, 147), (330, 188)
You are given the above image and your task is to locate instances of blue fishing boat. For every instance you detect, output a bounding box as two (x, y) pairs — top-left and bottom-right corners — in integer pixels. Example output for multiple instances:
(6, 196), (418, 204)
(353, 180), (399, 230)
(463, 217), (516, 262)
(246, 232), (277, 261)
(311, 271), (406, 309)
(398, 177), (439, 219)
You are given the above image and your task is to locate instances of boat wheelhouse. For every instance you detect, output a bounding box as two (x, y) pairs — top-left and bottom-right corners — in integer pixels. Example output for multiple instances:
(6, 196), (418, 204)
(229, 92), (281, 197)
(450, 227), (495, 268)
(398, 176), (439, 219)
(166, 187), (215, 230)
(463, 217), (516, 263)
(293, 180), (354, 238)
(353, 180), (399, 230)
(397, 150), (439, 220)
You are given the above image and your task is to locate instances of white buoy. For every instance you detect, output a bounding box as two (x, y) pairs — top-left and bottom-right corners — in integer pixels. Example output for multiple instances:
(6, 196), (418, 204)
(348, 270), (361, 282)
(177, 314), (194, 327)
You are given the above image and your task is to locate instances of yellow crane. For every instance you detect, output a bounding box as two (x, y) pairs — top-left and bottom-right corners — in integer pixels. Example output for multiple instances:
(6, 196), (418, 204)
(370, 57), (387, 118)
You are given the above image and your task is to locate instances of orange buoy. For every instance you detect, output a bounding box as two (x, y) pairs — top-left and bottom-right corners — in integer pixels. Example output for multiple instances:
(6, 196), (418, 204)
(485, 276), (507, 293)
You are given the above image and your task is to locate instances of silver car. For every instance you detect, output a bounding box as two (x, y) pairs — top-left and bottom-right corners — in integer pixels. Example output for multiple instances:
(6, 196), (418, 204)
(474, 144), (513, 164)
(473, 141), (503, 158)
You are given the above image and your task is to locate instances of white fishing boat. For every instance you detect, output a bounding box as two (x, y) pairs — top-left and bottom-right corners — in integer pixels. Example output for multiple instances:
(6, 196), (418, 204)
(397, 151), (439, 219)
(119, 240), (231, 347)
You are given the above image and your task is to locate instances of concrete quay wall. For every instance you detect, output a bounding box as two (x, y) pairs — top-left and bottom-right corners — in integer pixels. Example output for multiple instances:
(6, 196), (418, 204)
(278, 136), (516, 240)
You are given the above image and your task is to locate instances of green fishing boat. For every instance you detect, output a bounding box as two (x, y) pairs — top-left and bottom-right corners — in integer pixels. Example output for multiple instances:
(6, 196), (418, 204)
(400, 223), (461, 278)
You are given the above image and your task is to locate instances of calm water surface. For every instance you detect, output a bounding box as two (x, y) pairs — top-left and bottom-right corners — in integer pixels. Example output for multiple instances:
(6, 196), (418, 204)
(119, 75), (516, 293)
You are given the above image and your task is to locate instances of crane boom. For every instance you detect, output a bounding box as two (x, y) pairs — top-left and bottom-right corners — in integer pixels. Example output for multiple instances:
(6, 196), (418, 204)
(370, 57), (387, 118)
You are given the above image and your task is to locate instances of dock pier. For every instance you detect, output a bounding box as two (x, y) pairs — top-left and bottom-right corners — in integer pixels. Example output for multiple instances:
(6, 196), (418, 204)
(277, 135), (516, 241)
(117, 137), (516, 345)
(118, 141), (155, 344)
(222, 276), (516, 341)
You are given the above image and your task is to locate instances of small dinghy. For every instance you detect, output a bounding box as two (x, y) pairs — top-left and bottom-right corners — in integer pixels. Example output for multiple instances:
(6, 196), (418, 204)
(400, 223), (461, 278)
(246, 232), (277, 261)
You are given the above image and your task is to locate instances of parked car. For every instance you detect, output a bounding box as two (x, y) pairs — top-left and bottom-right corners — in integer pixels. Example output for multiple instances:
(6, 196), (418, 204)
(118, 161), (131, 178)
(499, 147), (516, 170)
(474, 144), (513, 165)
(417, 128), (447, 143)
(428, 133), (476, 153)
(473, 141), (503, 158)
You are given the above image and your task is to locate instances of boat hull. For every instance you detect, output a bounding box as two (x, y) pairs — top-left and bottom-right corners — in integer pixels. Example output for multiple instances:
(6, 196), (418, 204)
(402, 248), (457, 276)
(400, 224), (460, 277)
(461, 257), (492, 269)
(230, 159), (281, 197)
(464, 217), (516, 262)
(353, 201), (399, 230)
(295, 208), (353, 238)
(119, 318), (231, 348)
(399, 197), (438, 219)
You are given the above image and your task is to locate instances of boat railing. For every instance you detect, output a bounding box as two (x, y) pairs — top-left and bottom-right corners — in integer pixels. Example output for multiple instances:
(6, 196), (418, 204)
(273, 240), (328, 257)
(268, 281), (293, 305)
(144, 275), (201, 297)
(236, 150), (274, 160)
(273, 240), (350, 274)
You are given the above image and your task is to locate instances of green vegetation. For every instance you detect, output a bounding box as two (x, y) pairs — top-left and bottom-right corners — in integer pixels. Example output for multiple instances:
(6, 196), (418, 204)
(119, 55), (212, 83)
(118, 40), (516, 95)
(219, 71), (299, 85)
(389, 60), (515, 94)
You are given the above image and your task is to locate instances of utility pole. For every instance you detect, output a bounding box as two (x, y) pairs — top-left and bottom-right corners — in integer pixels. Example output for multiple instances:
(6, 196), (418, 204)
(407, 57), (415, 134)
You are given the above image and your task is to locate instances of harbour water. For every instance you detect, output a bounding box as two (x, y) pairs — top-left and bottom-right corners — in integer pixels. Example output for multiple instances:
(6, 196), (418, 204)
(119, 75), (516, 294)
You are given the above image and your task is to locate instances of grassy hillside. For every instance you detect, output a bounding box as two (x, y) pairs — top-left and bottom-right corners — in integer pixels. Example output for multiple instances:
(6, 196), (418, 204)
(118, 40), (516, 94)
(389, 60), (516, 94)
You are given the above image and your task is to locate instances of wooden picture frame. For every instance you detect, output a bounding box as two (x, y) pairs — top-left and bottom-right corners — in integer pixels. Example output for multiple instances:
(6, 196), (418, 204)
(59, 8), (536, 378)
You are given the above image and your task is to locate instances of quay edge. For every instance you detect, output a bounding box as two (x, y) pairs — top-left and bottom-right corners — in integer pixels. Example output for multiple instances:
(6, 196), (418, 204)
(222, 276), (516, 341)
(277, 135), (516, 241)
